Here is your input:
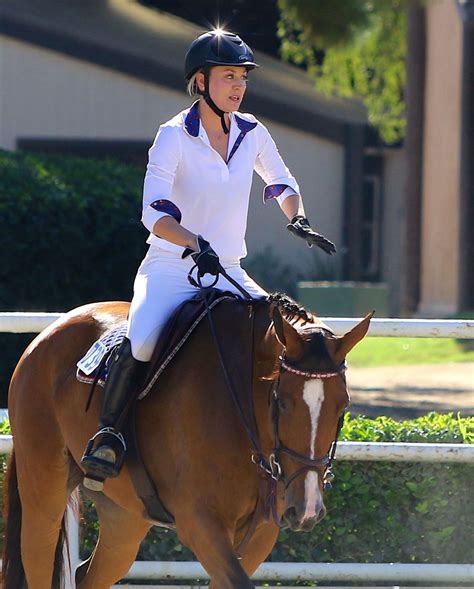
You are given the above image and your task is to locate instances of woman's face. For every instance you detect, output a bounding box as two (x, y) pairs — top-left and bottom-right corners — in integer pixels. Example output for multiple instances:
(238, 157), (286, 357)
(197, 66), (248, 112)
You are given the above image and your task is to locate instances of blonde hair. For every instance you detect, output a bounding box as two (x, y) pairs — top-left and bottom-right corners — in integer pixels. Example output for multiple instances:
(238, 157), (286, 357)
(187, 72), (202, 98)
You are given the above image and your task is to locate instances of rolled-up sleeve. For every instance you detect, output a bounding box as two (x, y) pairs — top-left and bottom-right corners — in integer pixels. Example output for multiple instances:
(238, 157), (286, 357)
(141, 125), (181, 233)
(254, 123), (300, 206)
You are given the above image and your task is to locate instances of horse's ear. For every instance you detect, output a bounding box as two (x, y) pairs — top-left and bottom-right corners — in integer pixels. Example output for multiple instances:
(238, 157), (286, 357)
(272, 307), (304, 359)
(335, 311), (374, 362)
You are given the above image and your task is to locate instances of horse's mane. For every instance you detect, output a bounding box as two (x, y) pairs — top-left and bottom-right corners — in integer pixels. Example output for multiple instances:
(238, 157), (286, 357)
(262, 293), (336, 379)
(266, 292), (314, 325)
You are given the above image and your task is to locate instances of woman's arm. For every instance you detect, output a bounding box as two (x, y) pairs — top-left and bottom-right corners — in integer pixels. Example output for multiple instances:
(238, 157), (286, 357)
(280, 193), (305, 221)
(152, 216), (198, 250)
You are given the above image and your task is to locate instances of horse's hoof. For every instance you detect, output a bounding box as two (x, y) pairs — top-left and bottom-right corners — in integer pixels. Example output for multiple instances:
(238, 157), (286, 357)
(83, 477), (104, 492)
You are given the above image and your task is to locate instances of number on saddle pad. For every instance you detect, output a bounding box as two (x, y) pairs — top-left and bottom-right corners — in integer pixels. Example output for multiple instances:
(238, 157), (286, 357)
(77, 340), (108, 376)
(77, 322), (128, 376)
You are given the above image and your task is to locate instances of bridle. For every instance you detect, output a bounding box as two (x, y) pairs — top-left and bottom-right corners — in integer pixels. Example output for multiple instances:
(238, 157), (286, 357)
(189, 265), (348, 531)
(264, 353), (347, 493)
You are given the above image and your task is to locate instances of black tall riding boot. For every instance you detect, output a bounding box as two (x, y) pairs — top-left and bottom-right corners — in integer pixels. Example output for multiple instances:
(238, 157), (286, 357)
(81, 337), (146, 490)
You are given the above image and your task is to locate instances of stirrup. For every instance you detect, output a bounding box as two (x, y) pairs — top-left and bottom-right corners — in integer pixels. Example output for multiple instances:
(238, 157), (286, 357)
(81, 427), (127, 487)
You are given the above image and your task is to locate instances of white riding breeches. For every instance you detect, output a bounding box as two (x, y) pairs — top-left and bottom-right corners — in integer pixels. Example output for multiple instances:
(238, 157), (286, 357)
(126, 247), (268, 362)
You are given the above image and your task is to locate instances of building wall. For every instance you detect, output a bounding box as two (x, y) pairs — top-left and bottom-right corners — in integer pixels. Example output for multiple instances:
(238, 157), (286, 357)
(247, 118), (344, 277)
(0, 36), (189, 147)
(418, 0), (463, 316)
(0, 35), (345, 275)
(381, 148), (406, 315)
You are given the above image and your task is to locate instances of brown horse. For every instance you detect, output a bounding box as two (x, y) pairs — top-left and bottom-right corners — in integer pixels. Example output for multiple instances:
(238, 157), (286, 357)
(2, 293), (371, 588)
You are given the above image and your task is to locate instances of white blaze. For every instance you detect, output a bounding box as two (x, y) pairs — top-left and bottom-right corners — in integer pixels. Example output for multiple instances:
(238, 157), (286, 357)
(302, 380), (324, 519)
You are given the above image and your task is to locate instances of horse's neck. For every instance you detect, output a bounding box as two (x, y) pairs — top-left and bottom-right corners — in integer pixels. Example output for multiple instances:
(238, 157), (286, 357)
(251, 312), (281, 453)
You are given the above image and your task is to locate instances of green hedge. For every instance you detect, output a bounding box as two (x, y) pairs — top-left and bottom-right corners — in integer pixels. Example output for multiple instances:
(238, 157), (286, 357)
(2, 414), (472, 566)
(0, 149), (147, 310)
(0, 149), (147, 405)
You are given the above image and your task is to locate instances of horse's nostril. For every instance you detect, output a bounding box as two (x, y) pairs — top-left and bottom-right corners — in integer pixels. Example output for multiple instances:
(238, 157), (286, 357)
(317, 504), (327, 522)
(283, 506), (297, 525)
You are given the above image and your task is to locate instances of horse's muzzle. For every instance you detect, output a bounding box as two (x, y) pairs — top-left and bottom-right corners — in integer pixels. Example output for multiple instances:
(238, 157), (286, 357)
(282, 503), (326, 532)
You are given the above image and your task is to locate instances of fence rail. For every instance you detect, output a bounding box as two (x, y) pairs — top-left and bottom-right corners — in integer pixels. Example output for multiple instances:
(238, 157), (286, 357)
(1, 313), (473, 586)
(1, 435), (473, 463)
(1, 312), (474, 338)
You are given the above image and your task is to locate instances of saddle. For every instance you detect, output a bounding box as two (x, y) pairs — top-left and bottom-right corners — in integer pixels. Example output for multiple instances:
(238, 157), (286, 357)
(77, 288), (240, 526)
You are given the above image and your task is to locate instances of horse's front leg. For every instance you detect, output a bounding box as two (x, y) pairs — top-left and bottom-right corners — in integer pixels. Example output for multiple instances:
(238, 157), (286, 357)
(176, 510), (254, 589)
(237, 520), (279, 577)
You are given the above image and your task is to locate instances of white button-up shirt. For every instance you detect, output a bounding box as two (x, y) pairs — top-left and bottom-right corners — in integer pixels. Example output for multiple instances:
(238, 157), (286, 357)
(142, 102), (300, 261)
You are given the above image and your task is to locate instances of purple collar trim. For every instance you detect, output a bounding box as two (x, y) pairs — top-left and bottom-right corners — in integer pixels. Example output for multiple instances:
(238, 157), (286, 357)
(227, 114), (257, 163)
(184, 104), (257, 163)
(233, 114), (257, 134)
(184, 104), (257, 139)
(184, 102), (200, 137)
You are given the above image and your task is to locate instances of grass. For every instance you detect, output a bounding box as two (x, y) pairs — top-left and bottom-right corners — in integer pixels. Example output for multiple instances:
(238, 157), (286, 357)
(347, 337), (474, 368)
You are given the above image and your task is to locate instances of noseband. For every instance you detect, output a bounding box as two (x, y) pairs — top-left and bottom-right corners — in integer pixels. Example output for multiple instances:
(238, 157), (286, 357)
(264, 354), (347, 493)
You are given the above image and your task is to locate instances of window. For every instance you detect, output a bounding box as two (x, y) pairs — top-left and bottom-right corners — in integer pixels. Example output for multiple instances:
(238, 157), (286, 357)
(361, 174), (381, 280)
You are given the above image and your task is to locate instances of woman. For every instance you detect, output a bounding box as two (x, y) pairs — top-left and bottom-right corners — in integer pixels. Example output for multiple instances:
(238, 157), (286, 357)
(81, 30), (336, 487)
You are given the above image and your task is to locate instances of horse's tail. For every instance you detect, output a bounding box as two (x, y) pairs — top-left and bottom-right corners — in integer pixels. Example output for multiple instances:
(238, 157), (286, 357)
(2, 450), (26, 588)
(52, 505), (70, 589)
(2, 450), (72, 589)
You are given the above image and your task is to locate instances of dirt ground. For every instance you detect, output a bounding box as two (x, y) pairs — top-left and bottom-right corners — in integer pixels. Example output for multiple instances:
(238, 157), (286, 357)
(346, 362), (474, 420)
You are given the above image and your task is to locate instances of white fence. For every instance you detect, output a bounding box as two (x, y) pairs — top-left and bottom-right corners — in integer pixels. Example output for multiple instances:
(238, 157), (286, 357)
(1, 312), (474, 338)
(1, 313), (473, 586)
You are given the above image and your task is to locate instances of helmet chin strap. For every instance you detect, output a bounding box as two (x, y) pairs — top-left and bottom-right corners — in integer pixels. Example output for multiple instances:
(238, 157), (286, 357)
(198, 68), (230, 134)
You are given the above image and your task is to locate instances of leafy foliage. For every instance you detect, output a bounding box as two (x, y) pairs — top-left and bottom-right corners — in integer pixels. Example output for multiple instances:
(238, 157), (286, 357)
(278, 0), (372, 47)
(0, 149), (147, 405)
(0, 149), (146, 311)
(0, 414), (472, 565)
(277, 0), (409, 144)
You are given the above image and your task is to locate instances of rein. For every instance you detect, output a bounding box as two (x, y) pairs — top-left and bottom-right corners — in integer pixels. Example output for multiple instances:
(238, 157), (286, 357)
(188, 265), (347, 534)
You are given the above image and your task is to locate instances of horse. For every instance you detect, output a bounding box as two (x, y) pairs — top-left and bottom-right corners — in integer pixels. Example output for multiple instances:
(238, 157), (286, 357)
(2, 290), (371, 588)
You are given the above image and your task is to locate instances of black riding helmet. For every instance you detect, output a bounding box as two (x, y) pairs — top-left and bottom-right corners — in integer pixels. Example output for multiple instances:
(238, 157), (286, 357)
(184, 30), (259, 134)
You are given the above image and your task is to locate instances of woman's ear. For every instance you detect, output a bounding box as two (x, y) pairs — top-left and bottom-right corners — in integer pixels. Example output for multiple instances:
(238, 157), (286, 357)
(196, 71), (205, 93)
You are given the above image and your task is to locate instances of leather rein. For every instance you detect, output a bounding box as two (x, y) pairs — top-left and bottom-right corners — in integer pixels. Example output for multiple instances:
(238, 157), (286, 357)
(189, 265), (347, 535)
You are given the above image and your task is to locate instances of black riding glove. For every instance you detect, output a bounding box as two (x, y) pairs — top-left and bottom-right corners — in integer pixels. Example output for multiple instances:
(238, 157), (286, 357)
(182, 235), (220, 277)
(287, 215), (337, 255)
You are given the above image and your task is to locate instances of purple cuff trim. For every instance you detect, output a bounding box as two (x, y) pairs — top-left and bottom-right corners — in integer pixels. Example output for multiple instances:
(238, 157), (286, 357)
(150, 199), (182, 223)
(264, 184), (289, 202)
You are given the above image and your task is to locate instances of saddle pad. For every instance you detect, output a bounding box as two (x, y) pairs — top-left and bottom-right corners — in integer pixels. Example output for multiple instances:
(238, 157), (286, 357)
(76, 322), (128, 385)
(76, 290), (238, 396)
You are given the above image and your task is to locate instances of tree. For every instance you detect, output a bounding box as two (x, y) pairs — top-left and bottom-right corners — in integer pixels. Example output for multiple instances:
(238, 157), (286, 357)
(138, 0), (282, 57)
(277, 0), (408, 144)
